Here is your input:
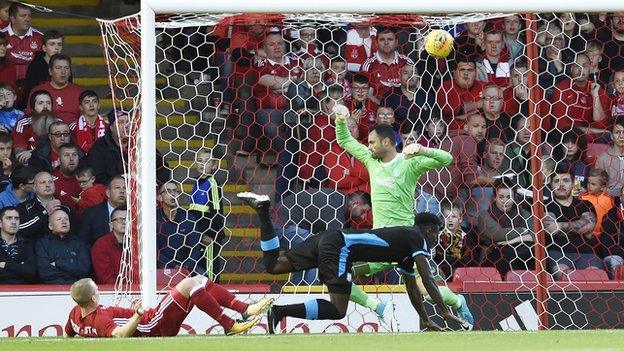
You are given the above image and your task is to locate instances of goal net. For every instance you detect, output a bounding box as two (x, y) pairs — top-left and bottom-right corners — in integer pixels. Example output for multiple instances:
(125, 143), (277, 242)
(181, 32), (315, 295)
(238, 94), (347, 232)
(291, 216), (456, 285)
(97, 10), (624, 333)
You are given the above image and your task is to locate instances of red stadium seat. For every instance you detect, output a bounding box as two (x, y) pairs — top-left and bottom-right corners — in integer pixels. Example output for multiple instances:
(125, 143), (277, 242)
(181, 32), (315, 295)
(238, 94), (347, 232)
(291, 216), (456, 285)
(561, 268), (609, 282)
(586, 142), (609, 167)
(504, 270), (553, 283)
(453, 267), (502, 283)
(614, 265), (624, 281)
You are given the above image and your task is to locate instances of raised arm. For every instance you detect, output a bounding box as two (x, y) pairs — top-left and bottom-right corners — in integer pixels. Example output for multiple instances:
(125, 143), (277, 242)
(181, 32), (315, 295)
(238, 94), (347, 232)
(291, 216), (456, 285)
(333, 106), (372, 165)
(403, 144), (453, 172)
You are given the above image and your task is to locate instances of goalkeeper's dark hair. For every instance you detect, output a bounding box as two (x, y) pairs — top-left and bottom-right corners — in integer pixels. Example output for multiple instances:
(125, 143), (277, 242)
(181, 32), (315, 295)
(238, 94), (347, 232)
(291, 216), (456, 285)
(415, 212), (444, 233)
(370, 124), (397, 146)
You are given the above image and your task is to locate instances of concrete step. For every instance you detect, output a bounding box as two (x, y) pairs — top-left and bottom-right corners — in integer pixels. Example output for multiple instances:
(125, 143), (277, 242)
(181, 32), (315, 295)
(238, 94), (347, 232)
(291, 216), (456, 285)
(156, 138), (215, 151)
(166, 159), (229, 170)
(218, 273), (289, 284)
(29, 0), (100, 6)
(63, 44), (103, 57)
(32, 18), (101, 35)
(179, 183), (248, 194)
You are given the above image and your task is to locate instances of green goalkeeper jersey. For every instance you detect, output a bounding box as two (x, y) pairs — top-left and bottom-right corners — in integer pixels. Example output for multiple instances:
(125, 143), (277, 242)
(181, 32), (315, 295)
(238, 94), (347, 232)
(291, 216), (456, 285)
(336, 119), (453, 229)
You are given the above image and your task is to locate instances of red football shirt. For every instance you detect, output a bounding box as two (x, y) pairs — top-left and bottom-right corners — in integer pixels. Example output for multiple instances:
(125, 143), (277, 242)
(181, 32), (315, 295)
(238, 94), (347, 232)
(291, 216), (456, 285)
(65, 305), (135, 337)
(437, 79), (485, 130)
(344, 27), (378, 72)
(362, 52), (413, 98)
(550, 79), (611, 129)
(70, 115), (109, 153)
(0, 25), (43, 80)
(12, 117), (38, 150)
(253, 56), (302, 109)
(53, 169), (81, 210)
(28, 82), (84, 124)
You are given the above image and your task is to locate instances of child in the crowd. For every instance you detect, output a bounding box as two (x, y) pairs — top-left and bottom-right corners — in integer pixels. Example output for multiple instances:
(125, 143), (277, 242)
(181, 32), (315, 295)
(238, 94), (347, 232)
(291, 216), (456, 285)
(435, 201), (469, 279)
(375, 106), (402, 150)
(73, 166), (107, 219)
(579, 168), (615, 237)
(0, 83), (23, 132)
(324, 57), (351, 98)
(417, 115), (447, 149)
(0, 131), (14, 181)
(189, 148), (225, 282)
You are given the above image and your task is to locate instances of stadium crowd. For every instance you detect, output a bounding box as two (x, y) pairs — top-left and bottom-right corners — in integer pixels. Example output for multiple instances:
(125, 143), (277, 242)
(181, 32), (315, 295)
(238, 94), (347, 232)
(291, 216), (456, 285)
(0, 5), (623, 288)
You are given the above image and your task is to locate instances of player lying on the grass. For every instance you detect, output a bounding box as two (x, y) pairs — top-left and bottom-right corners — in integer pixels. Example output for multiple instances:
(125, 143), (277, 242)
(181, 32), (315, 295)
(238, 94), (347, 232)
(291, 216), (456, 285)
(237, 192), (467, 333)
(65, 276), (273, 337)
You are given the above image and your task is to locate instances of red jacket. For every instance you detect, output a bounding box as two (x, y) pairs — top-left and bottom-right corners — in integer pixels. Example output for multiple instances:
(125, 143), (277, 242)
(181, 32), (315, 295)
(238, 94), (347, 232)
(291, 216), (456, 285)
(53, 169), (81, 211)
(0, 25), (43, 80)
(437, 79), (484, 131)
(76, 183), (107, 219)
(344, 27), (377, 72)
(323, 142), (370, 194)
(91, 232), (122, 284)
(28, 82), (84, 123)
(550, 79), (611, 130)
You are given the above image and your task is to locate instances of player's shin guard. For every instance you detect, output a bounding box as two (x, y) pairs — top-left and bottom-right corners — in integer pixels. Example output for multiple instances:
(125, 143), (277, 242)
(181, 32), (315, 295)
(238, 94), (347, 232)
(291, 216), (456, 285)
(189, 284), (235, 331)
(204, 278), (248, 313)
(273, 299), (343, 321)
(256, 208), (280, 273)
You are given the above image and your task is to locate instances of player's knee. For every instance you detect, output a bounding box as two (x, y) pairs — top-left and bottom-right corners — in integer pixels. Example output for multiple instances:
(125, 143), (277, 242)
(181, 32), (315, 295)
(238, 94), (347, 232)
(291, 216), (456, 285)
(334, 304), (348, 319)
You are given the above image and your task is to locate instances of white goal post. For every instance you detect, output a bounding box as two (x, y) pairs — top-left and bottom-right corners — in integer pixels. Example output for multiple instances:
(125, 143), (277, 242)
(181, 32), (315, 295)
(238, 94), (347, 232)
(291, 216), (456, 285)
(139, 0), (620, 308)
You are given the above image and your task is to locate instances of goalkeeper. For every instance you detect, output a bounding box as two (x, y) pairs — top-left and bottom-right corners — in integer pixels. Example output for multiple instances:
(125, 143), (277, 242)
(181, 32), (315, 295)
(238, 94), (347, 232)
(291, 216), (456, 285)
(333, 104), (475, 327)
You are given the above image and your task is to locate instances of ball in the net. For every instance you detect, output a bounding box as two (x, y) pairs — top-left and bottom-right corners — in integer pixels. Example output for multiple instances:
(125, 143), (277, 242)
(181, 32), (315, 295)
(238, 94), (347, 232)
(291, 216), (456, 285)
(424, 29), (454, 58)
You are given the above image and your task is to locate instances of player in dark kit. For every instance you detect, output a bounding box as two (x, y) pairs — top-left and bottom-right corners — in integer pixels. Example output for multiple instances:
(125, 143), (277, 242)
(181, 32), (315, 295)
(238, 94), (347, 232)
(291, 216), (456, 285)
(65, 276), (273, 337)
(237, 192), (467, 333)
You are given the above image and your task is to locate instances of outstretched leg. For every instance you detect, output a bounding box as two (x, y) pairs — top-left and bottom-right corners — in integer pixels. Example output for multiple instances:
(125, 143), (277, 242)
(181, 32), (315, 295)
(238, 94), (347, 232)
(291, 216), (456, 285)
(266, 292), (351, 334)
(238, 192), (294, 274)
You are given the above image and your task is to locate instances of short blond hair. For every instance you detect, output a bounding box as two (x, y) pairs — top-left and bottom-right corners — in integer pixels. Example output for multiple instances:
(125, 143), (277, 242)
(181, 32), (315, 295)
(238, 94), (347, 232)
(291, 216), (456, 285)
(70, 278), (96, 307)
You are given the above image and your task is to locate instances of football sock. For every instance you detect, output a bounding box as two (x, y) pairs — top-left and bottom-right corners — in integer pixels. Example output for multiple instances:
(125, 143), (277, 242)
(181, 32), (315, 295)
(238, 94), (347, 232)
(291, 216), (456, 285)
(205, 280), (248, 313)
(273, 299), (342, 320)
(190, 285), (235, 331)
(256, 208), (280, 273)
(349, 283), (379, 311)
(439, 286), (462, 309)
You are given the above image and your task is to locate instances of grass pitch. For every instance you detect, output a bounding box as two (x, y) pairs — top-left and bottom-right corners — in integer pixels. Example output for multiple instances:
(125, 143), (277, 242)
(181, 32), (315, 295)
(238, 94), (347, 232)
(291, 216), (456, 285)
(3, 330), (623, 351)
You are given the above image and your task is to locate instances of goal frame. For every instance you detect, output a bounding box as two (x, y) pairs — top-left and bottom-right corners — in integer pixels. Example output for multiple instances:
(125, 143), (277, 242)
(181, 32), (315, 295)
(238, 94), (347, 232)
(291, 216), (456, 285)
(139, 0), (617, 326)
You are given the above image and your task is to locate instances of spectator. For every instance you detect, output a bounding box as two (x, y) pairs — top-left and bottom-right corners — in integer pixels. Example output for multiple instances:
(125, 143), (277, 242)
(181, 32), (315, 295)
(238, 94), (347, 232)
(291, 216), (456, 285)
(85, 110), (128, 185)
(550, 53), (610, 135)
(454, 20), (485, 57)
(584, 41), (605, 85)
(558, 13), (590, 53)
(24, 30), (64, 98)
(284, 57), (325, 114)
(537, 23), (573, 97)
(437, 56), (484, 131)
(0, 82), (23, 132)
(502, 14), (524, 61)
(609, 68), (624, 119)
(28, 120), (75, 173)
(73, 166), (106, 219)
(422, 113), (485, 205)
(0, 206), (37, 284)
(362, 28), (414, 98)
(91, 206), (126, 284)
(0, 2), (42, 82)
(464, 138), (506, 223)
(375, 106), (402, 149)
(344, 73), (378, 141)
(476, 29), (510, 87)
(436, 201), (482, 273)
(480, 84), (511, 142)
(189, 148), (225, 281)
(551, 127), (590, 193)
(382, 63), (434, 126)
(543, 167), (602, 279)
(596, 118), (624, 196)
(17, 171), (71, 240)
(344, 24), (377, 73)
(297, 85), (344, 183)
(579, 168), (615, 239)
(0, 0), (10, 29)
(78, 175), (126, 246)
(52, 143), (81, 210)
(595, 12), (624, 88)
(416, 116), (446, 149)
(0, 36), (16, 88)
(599, 185), (624, 278)
(477, 179), (535, 277)
(0, 165), (35, 208)
(501, 115), (551, 189)
(35, 209), (90, 284)
(157, 181), (205, 275)
(13, 90), (54, 164)
(0, 131), (15, 179)
(322, 116), (370, 194)
(324, 57), (350, 98)
(502, 60), (549, 118)
(290, 27), (328, 67)
(248, 31), (302, 156)
(29, 54), (84, 124)
(69, 90), (108, 154)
